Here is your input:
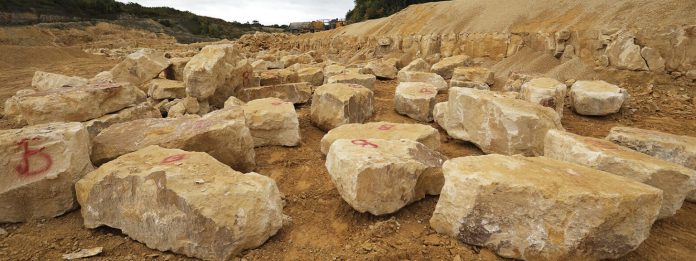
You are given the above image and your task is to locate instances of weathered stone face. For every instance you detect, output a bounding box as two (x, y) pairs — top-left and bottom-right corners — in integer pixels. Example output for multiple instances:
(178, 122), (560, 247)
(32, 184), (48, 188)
(327, 73), (376, 90)
(184, 44), (252, 102)
(110, 49), (170, 87)
(242, 98), (300, 147)
(430, 155), (662, 261)
(394, 82), (438, 122)
(606, 32), (649, 71)
(4, 82), (146, 125)
(145, 79), (186, 100)
(164, 57), (191, 81)
(323, 64), (346, 83)
(31, 71), (88, 91)
(297, 67), (324, 86)
(430, 55), (471, 79)
(440, 88), (563, 156)
(258, 69), (300, 86)
(76, 146), (283, 261)
(397, 71), (448, 92)
(320, 121), (439, 154)
(503, 71), (541, 92)
(519, 77), (568, 118)
(252, 60), (269, 71)
(545, 129), (695, 218)
(237, 82), (313, 104)
(448, 80), (490, 90)
(451, 67), (494, 85)
(570, 80), (627, 116)
(310, 83), (374, 131)
(326, 139), (446, 215)
(91, 107), (255, 172)
(223, 96), (246, 108)
(365, 59), (398, 79)
(167, 97), (200, 118)
(83, 102), (162, 139)
(400, 58), (430, 73)
(0, 122), (94, 223)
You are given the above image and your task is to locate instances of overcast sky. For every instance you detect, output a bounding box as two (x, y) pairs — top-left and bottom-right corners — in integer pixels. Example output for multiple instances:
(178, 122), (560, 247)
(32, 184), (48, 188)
(120, 0), (355, 25)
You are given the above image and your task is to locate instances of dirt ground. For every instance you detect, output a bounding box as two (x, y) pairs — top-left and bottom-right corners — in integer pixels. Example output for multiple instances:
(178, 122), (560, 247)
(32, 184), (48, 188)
(0, 47), (695, 261)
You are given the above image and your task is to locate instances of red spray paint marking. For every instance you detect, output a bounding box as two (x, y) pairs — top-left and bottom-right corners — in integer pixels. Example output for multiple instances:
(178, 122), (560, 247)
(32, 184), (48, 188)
(242, 71), (252, 87)
(15, 138), (53, 177)
(351, 139), (379, 148)
(161, 154), (186, 164)
(271, 101), (284, 106)
(419, 88), (435, 94)
(377, 124), (395, 131)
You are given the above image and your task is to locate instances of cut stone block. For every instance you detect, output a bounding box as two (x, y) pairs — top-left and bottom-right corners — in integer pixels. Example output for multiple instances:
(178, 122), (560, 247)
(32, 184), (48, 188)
(4, 82), (145, 125)
(76, 146), (283, 260)
(400, 58), (430, 73)
(519, 77), (567, 118)
(0, 122), (94, 223)
(110, 49), (170, 87)
(297, 67), (324, 86)
(365, 60), (397, 79)
(83, 102), (162, 139)
(242, 98), (300, 147)
(184, 44), (252, 104)
(327, 73), (376, 90)
(397, 71), (448, 92)
(320, 121), (440, 154)
(145, 79), (186, 100)
(430, 55), (471, 79)
(451, 67), (494, 85)
(31, 71), (88, 91)
(91, 107), (255, 172)
(258, 69), (300, 86)
(323, 64), (346, 83)
(544, 129), (696, 219)
(430, 155), (662, 261)
(394, 82), (438, 122)
(440, 88), (563, 156)
(164, 57), (191, 81)
(570, 80), (628, 116)
(326, 139), (446, 215)
(237, 82), (312, 104)
(310, 83), (374, 131)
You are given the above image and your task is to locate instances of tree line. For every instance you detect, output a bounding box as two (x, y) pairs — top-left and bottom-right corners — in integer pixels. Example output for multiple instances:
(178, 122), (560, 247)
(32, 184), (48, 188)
(345, 0), (446, 24)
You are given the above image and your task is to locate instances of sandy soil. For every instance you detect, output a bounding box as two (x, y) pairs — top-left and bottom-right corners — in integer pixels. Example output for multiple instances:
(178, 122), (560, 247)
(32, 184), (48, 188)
(0, 47), (694, 260)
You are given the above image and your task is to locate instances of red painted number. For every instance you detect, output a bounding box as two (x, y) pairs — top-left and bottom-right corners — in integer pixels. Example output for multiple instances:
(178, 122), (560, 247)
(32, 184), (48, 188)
(419, 88), (434, 94)
(15, 138), (53, 177)
(161, 154), (186, 164)
(351, 139), (379, 148)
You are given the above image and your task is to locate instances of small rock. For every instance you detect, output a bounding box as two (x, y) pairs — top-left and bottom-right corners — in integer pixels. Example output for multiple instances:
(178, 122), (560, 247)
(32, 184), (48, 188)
(62, 247), (103, 260)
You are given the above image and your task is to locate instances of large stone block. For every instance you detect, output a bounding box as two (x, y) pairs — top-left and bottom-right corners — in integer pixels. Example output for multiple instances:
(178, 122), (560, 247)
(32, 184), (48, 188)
(606, 33), (649, 71)
(242, 98), (300, 147)
(31, 71), (88, 91)
(310, 83), (374, 131)
(397, 71), (448, 92)
(365, 59), (397, 80)
(440, 88), (563, 156)
(237, 83), (312, 104)
(327, 73), (376, 90)
(91, 107), (255, 172)
(570, 80), (627, 116)
(503, 71), (541, 92)
(394, 82), (438, 122)
(110, 49), (170, 87)
(76, 146), (283, 260)
(258, 69), (300, 86)
(451, 67), (494, 85)
(145, 79), (186, 100)
(0, 122), (93, 223)
(4, 82), (145, 125)
(519, 77), (567, 118)
(326, 139), (446, 215)
(184, 44), (252, 103)
(399, 58), (430, 73)
(320, 122), (439, 154)
(323, 64), (346, 83)
(430, 55), (471, 79)
(164, 57), (191, 81)
(431, 155), (662, 261)
(545, 130), (696, 218)
(297, 67), (324, 86)
(83, 102), (162, 139)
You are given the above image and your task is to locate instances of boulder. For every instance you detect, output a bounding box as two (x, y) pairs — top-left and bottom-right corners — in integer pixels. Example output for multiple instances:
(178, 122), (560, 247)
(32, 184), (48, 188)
(224, 96), (246, 108)
(394, 82), (438, 122)
(327, 73), (376, 90)
(297, 67), (324, 86)
(110, 49), (170, 86)
(258, 69), (300, 86)
(325, 139), (446, 215)
(430, 155), (662, 261)
(167, 97), (200, 117)
(440, 88), (563, 156)
(4, 82), (145, 125)
(502, 71), (541, 92)
(433, 102), (448, 128)
(397, 71), (448, 92)
(242, 98), (300, 147)
(91, 107), (256, 172)
(164, 57), (191, 81)
(544, 130), (696, 219)
(365, 60), (398, 79)
(430, 55), (471, 79)
(251, 60), (269, 71)
(323, 64), (346, 83)
(570, 80), (628, 116)
(451, 67), (494, 85)
(90, 71), (114, 84)
(76, 146), (283, 260)
(237, 83), (312, 104)
(605, 33), (649, 71)
(31, 71), (88, 91)
(449, 80), (490, 90)
(184, 44), (252, 104)
(519, 77), (567, 118)
(400, 58), (430, 73)
(83, 103), (162, 139)
(0, 122), (93, 223)
(641, 47), (666, 72)
(145, 79), (186, 100)
(607, 127), (696, 170)
(320, 121), (440, 154)
(310, 83), (374, 131)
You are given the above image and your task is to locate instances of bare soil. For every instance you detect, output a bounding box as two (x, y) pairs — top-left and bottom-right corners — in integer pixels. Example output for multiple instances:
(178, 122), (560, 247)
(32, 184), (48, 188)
(0, 47), (695, 261)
